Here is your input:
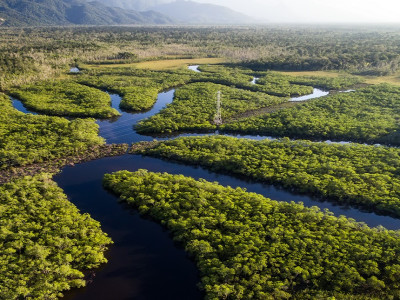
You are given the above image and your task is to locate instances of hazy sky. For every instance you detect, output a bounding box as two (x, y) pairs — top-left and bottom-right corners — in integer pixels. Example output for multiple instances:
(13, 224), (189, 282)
(193, 0), (400, 23)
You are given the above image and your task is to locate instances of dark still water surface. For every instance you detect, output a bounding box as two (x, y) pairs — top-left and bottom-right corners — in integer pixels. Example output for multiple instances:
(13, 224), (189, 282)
(56, 156), (203, 300)
(97, 90), (175, 144)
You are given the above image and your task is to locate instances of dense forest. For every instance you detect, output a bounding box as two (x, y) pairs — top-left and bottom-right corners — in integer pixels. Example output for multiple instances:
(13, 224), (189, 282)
(196, 65), (362, 94)
(129, 65), (362, 135)
(11, 81), (119, 118)
(222, 84), (400, 145)
(134, 136), (400, 217)
(0, 93), (105, 169)
(3, 60), (357, 136)
(193, 65), (316, 97)
(136, 82), (285, 134)
(0, 174), (112, 299)
(104, 170), (400, 300)
(77, 67), (193, 111)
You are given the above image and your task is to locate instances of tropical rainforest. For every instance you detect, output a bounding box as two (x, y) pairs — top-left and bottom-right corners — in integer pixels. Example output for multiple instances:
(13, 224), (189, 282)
(0, 93), (105, 169)
(1, 25), (400, 299)
(133, 135), (400, 217)
(11, 81), (119, 118)
(76, 67), (192, 111)
(136, 82), (285, 134)
(104, 169), (400, 300)
(0, 174), (112, 299)
(222, 84), (400, 145)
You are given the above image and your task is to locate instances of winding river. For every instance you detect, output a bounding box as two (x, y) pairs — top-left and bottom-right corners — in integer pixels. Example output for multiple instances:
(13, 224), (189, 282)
(10, 66), (400, 299)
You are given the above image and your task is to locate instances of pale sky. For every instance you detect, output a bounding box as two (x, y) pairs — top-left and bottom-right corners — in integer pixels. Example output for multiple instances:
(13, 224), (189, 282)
(193, 0), (400, 23)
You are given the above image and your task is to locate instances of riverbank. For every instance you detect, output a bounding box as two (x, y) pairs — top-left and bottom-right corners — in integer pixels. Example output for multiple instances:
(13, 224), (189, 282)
(0, 144), (128, 184)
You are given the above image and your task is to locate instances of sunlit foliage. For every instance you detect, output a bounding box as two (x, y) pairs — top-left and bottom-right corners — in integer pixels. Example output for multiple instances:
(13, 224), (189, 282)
(0, 93), (104, 169)
(11, 81), (119, 118)
(136, 136), (400, 217)
(222, 84), (400, 145)
(77, 67), (192, 111)
(136, 82), (285, 134)
(0, 174), (112, 299)
(104, 169), (400, 299)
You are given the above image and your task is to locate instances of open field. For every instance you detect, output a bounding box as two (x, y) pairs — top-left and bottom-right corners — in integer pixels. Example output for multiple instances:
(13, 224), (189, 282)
(363, 73), (400, 86)
(280, 70), (400, 86)
(279, 71), (343, 78)
(83, 58), (227, 71)
(134, 58), (227, 70)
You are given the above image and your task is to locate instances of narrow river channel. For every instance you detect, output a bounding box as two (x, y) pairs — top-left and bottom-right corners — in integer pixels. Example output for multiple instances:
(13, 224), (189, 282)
(9, 66), (400, 299)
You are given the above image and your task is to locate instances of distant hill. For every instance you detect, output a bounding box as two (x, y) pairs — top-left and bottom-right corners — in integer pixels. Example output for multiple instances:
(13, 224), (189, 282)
(151, 1), (254, 24)
(0, 0), (172, 26)
(92, 0), (171, 11)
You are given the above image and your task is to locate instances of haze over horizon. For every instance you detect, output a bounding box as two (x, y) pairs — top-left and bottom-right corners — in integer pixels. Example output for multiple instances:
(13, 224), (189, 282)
(190, 0), (400, 23)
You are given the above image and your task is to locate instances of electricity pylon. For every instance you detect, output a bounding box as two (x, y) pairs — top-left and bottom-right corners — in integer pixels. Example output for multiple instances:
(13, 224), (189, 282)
(214, 91), (222, 125)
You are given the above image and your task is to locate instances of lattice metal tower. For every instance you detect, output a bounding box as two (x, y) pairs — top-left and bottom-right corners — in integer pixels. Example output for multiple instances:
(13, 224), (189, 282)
(214, 91), (222, 125)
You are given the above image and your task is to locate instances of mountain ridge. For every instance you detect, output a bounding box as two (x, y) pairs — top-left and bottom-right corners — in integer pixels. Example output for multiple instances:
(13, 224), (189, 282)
(91, 0), (170, 11)
(0, 0), (173, 26)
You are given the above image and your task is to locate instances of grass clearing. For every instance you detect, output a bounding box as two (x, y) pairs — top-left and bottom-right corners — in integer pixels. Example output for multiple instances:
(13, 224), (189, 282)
(279, 70), (342, 78)
(83, 58), (226, 71)
(133, 58), (227, 70)
(279, 70), (400, 86)
(363, 74), (400, 86)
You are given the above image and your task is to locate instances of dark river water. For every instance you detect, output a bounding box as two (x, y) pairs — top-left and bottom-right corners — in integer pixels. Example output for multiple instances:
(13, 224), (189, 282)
(10, 67), (400, 299)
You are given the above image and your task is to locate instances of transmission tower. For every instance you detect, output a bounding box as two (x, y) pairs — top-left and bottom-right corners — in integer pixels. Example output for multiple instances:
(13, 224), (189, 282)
(214, 91), (222, 125)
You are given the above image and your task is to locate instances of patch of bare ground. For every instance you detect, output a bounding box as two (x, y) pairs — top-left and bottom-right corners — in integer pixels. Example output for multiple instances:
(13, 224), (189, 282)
(224, 101), (302, 123)
(130, 141), (161, 154)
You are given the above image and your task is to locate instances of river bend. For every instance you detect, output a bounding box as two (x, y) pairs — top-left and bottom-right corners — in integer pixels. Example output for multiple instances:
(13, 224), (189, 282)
(8, 66), (400, 299)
